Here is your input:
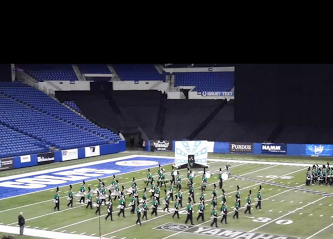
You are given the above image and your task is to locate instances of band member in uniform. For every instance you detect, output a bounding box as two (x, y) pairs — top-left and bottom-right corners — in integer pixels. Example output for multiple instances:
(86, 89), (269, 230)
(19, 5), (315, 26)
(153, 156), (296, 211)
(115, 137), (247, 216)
(142, 187), (147, 202)
(79, 181), (86, 204)
(201, 173), (208, 192)
(136, 203), (142, 226)
(158, 164), (162, 177)
(113, 181), (120, 201)
(218, 168), (223, 189)
(105, 199), (114, 221)
(118, 196), (126, 218)
(95, 193), (101, 215)
(129, 177), (136, 197)
(197, 201), (204, 222)
(142, 200), (149, 220)
(150, 182), (156, 199)
(151, 197), (158, 217)
(244, 190), (252, 214)
(221, 189), (226, 204)
(176, 172), (182, 190)
(169, 183), (174, 201)
(235, 185), (240, 207)
(210, 207), (218, 228)
(211, 196), (217, 209)
(163, 189), (170, 212)
(146, 169), (153, 186)
(172, 195), (180, 219)
(155, 186), (161, 205)
(130, 195), (136, 214)
(67, 185), (73, 208)
(54, 187), (60, 211)
(170, 166), (175, 185)
(220, 202), (228, 224)
(188, 171), (194, 188)
(100, 183), (107, 205)
(189, 184), (195, 203)
(185, 202), (194, 225)
(188, 195), (192, 204)
(255, 185), (262, 210)
(200, 189), (205, 210)
(159, 171), (167, 188)
(120, 185), (126, 199)
(178, 189), (183, 207)
(86, 188), (93, 209)
(212, 184), (217, 198)
(233, 198), (239, 219)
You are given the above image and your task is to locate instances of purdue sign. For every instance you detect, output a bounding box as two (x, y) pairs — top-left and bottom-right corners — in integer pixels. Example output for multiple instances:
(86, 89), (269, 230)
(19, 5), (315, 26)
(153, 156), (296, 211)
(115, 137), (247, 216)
(155, 223), (298, 239)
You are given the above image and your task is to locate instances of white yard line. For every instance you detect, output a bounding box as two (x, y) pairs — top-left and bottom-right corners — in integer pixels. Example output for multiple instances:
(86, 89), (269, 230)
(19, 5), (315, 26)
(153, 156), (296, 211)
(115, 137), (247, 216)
(102, 166), (302, 238)
(248, 196), (327, 233)
(304, 222), (333, 239)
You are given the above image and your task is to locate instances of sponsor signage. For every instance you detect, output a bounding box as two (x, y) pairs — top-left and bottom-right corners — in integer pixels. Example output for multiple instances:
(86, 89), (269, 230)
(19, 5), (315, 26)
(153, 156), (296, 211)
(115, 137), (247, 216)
(198, 91), (234, 97)
(229, 142), (253, 154)
(20, 155), (31, 163)
(155, 223), (298, 239)
(150, 140), (172, 152)
(62, 148), (78, 161)
(306, 144), (333, 157)
(261, 143), (287, 155)
(37, 152), (55, 165)
(0, 157), (14, 171)
(115, 160), (158, 166)
(85, 146), (100, 158)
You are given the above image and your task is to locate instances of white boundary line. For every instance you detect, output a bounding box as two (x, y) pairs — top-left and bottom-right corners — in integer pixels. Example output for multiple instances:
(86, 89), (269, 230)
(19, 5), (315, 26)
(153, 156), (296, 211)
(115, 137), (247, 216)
(101, 165), (304, 238)
(305, 222), (333, 239)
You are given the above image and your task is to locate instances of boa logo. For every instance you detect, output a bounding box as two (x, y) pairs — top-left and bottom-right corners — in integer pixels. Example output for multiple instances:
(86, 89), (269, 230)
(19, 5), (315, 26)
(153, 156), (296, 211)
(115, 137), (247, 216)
(115, 160), (158, 166)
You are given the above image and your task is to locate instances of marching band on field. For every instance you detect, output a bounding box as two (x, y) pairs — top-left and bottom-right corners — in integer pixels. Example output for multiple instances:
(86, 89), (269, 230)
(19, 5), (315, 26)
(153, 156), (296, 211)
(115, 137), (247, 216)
(52, 163), (263, 227)
(306, 163), (333, 186)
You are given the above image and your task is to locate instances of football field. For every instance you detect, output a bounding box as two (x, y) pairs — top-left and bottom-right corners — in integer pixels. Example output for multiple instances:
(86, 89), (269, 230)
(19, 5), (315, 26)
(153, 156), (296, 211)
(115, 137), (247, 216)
(0, 152), (333, 239)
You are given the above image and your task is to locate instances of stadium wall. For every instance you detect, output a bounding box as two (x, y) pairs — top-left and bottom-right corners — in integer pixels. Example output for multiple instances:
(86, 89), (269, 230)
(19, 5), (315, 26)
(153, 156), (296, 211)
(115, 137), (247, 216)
(147, 140), (333, 158)
(0, 141), (126, 171)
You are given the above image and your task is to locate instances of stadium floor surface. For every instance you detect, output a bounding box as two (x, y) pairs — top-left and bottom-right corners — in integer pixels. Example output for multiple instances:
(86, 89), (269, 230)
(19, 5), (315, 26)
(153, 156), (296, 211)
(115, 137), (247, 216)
(0, 152), (333, 239)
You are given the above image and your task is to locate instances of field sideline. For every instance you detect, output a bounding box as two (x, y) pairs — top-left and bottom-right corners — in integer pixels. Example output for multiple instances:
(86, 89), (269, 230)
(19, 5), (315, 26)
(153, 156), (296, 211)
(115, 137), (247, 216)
(0, 152), (333, 239)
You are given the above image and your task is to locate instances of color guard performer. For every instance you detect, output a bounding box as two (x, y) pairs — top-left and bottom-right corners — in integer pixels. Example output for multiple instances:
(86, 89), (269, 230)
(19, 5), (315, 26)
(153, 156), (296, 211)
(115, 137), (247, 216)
(220, 203), (228, 224)
(105, 199), (114, 221)
(210, 207), (218, 228)
(54, 187), (60, 211)
(185, 202), (194, 225)
(67, 185), (73, 208)
(255, 185), (262, 210)
(244, 190), (252, 214)
(79, 181), (86, 204)
(233, 198), (239, 219)
(86, 188), (93, 209)
(151, 197), (158, 216)
(117, 196), (126, 218)
(197, 201), (204, 222)
(172, 195), (180, 219)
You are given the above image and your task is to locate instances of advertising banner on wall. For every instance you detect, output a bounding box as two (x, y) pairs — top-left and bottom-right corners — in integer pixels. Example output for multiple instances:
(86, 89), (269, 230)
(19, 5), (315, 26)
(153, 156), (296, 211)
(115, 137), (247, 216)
(20, 155), (31, 163)
(37, 152), (55, 165)
(229, 142), (253, 154)
(306, 144), (333, 157)
(0, 157), (14, 171)
(261, 143), (287, 155)
(62, 149), (78, 161)
(150, 140), (173, 152)
(85, 146), (100, 158)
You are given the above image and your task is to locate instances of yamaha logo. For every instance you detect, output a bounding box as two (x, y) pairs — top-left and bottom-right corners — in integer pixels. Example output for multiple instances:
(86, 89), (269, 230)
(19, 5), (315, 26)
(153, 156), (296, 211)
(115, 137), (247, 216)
(153, 141), (170, 148)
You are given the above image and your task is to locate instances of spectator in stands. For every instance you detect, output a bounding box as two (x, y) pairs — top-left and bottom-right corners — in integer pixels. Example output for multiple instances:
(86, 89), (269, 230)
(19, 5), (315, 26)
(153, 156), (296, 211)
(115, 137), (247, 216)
(18, 212), (25, 235)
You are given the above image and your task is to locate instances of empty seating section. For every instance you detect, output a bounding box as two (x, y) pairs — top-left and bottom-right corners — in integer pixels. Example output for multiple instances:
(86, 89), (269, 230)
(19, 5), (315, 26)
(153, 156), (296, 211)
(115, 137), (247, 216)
(112, 64), (165, 81)
(64, 101), (81, 113)
(85, 77), (111, 82)
(77, 64), (111, 74)
(17, 64), (77, 82)
(0, 83), (121, 149)
(174, 72), (234, 92)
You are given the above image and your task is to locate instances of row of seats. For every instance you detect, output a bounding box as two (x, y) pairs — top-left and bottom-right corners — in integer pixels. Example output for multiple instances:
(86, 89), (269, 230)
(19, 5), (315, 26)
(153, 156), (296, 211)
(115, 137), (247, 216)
(77, 64), (111, 74)
(174, 72), (234, 92)
(112, 64), (165, 81)
(64, 101), (81, 113)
